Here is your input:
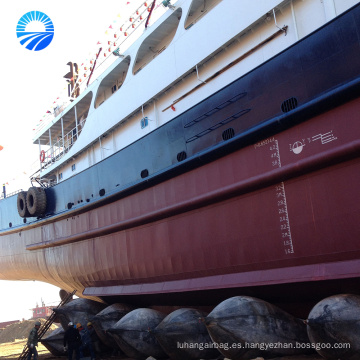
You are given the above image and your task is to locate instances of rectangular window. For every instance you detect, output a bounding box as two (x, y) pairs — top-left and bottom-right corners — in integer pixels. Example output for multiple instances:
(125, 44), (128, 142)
(59, 173), (63, 180)
(71, 164), (76, 171)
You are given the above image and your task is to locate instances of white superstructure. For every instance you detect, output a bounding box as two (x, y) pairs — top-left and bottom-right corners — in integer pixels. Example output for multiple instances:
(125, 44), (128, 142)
(32, 0), (359, 184)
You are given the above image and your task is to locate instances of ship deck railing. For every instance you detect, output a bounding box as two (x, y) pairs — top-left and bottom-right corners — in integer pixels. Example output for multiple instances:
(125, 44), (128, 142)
(40, 118), (86, 171)
(0, 189), (23, 201)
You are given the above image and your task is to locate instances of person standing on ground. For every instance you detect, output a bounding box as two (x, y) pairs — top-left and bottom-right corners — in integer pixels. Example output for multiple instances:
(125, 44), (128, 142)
(86, 322), (101, 354)
(27, 321), (41, 360)
(77, 323), (95, 360)
(64, 322), (81, 360)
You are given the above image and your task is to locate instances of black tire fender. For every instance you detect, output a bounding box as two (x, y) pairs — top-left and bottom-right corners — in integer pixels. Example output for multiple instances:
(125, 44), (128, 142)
(17, 191), (30, 218)
(26, 187), (47, 217)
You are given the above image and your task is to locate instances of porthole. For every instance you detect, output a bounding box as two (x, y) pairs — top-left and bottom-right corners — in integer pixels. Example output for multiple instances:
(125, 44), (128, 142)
(141, 169), (149, 178)
(177, 151), (187, 162)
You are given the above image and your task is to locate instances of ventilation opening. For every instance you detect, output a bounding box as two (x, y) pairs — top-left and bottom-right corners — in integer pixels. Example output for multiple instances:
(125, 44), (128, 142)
(177, 151), (187, 162)
(99, 189), (106, 197)
(222, 128), (235, 141)
(141, 169), (149, 178)
(281, 97), (298, 113)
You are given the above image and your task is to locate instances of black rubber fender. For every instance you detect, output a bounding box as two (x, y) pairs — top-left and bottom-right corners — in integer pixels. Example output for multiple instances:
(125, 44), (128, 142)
(26, 187), (47, 217)
(17, 191), (30, 217)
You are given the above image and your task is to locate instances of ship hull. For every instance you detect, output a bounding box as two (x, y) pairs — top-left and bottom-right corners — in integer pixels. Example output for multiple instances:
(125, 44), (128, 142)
(2, 97), (360, 312)
(0, 3), (360, 313)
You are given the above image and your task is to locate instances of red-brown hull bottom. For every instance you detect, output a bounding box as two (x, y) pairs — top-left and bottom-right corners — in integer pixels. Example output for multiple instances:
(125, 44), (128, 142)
(1, 98), (359, 313)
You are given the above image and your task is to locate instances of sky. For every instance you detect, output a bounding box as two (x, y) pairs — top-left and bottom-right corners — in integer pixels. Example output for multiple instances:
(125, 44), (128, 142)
(0, 0), (167, 323)
(0, 0), (160, 194)
(0, 280), (62, 322)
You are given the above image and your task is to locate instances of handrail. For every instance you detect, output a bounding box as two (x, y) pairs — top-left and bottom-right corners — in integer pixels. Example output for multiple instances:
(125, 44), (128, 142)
(162, 25), (288, 112)
(0, 189), (23, 201)
(40, 118), (86, 171)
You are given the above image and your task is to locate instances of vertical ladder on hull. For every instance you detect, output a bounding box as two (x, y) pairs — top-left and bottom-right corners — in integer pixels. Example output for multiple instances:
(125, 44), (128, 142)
(18, 290), (76, 360)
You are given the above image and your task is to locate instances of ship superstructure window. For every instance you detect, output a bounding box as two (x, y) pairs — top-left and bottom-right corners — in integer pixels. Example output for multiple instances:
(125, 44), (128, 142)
(58, 173), (63, 180)
(133, 8), (182, 75)
(95, 56), (130, 108)
(185, 0), (222, 29)
(71, 164), (76, 171)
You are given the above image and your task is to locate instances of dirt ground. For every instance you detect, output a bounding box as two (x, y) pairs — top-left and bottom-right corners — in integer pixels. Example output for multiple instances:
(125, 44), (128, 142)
(0, 340), (323, 360)
(0, 318), (60, 360)
(0, 339), (52, 360)
(0, 340), (118, 360)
